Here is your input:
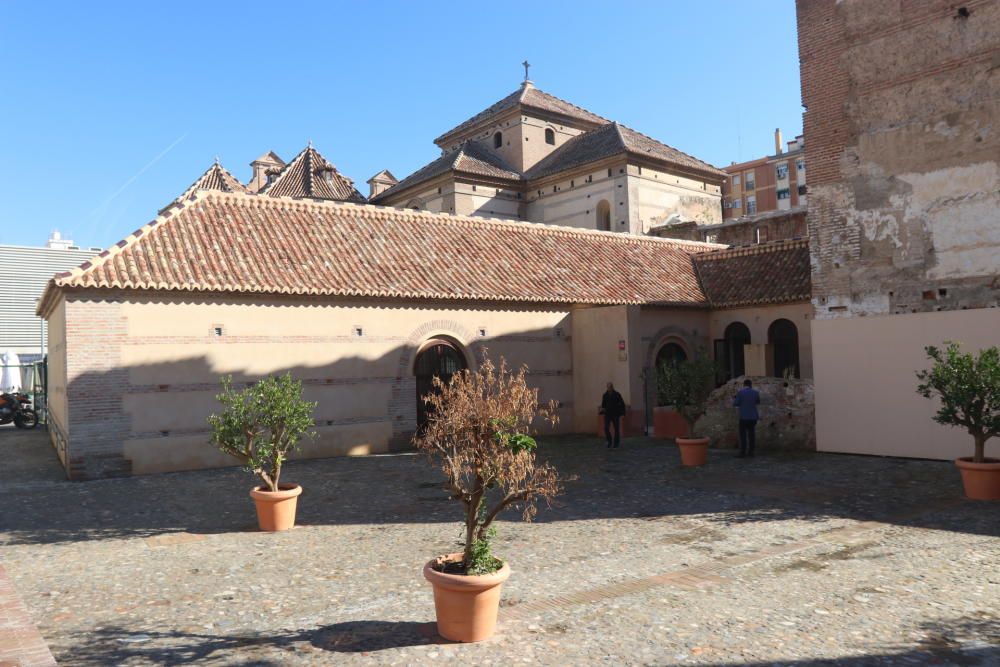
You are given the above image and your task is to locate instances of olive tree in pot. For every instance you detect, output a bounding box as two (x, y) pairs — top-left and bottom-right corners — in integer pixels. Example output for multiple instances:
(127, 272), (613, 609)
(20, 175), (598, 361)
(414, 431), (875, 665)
(413, 355), (567, 643)
(916, 342), (1000, 500)
(657, 353), (717, 466)
(208, 374), (316, 530)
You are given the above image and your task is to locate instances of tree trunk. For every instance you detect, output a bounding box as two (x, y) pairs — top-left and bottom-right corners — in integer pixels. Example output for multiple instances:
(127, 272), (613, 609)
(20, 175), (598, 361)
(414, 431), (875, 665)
(463, 503), (477, 566)
(974, 433), (986, 464)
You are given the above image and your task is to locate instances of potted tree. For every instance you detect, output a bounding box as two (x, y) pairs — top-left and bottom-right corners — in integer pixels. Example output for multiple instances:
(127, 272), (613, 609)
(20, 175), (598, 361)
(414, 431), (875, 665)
(208, 374), (316, 530)
(657, 353), (717, 466)
(413, 355), (565, 643)
(916, 343), (1000, 500)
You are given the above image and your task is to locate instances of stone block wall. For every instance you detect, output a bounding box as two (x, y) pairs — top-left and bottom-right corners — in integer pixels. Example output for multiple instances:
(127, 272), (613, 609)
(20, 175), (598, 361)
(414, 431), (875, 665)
(697, 377), (816, 452)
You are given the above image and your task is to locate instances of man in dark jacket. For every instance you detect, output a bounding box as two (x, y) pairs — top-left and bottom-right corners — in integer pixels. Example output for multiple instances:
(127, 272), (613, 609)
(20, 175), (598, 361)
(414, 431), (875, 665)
(600, 382), (626, 449)
(732, 379), (761, 457)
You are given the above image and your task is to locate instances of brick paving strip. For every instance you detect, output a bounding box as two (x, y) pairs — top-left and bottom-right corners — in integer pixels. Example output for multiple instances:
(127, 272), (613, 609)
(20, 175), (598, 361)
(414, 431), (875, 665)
(500, 489), (963, 622)
(0, 565), (57, 667)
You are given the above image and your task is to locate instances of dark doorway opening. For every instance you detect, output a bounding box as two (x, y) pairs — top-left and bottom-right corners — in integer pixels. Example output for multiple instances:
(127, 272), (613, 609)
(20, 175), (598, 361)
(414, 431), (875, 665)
(414, 339), (468, 429)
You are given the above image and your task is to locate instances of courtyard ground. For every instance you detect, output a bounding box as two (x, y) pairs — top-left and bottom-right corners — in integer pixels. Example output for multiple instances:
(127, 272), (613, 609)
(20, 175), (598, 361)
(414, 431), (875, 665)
(0, 426), (997, 666)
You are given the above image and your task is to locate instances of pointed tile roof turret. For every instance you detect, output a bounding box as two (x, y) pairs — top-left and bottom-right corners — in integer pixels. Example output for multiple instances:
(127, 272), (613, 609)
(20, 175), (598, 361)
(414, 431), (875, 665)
(162, 160), (247, 212)
(260, 144), (365, 203)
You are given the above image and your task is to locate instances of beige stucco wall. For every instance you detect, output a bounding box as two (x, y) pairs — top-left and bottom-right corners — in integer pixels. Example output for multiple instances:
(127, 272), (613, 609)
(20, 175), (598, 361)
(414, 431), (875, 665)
(571, 305), (631, 428)
(708, 303), (814, 379)
(627, 164), (723, 232)
(65, 292), (575, 476)
(525, 165), (624, 231)
(812, 308), (1000, 460)
(44, 294), (69, 467)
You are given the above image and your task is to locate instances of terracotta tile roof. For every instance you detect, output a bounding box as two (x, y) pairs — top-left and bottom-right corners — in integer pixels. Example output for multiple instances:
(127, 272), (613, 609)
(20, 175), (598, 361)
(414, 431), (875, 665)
(260, 144), (365, 203)
(367, 169), (398, 184)
(371, 141), (522, 203)
(435, 82), (608, 145)
(525, 122), (725, 181)
(251, 150), (284, 166)
(693, 239), (811, 308)
(41, 191), (722, 312)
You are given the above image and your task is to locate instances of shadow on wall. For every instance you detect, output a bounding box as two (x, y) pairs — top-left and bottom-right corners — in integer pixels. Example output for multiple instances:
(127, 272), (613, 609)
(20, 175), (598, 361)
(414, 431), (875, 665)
(59, 316), (578, 480)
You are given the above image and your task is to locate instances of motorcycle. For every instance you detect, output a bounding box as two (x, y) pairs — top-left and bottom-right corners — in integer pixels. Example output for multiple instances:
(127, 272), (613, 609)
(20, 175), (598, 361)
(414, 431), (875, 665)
(0, 392), (38, 429)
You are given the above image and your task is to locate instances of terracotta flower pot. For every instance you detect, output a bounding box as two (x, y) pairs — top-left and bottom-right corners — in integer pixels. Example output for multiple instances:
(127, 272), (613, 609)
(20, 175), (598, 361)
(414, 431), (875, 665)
(676, 437), (709, 466)
(955, 458), (1000, 500)
(249, 483), (302, 531)
(423, 553), (511, 642)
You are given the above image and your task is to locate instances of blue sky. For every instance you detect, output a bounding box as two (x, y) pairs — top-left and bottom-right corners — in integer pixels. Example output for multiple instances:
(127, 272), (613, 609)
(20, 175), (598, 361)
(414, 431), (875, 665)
(0, 1), (802, 249)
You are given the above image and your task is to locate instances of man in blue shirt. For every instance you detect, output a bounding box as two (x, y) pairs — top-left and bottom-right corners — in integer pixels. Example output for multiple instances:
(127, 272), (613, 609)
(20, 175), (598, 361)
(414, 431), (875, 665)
(732, 379), (761, 458)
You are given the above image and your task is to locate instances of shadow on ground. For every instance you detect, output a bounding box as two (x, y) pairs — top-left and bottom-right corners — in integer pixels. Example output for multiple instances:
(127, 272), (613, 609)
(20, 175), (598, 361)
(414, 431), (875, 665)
(60, 615), (1000, 666)
(63, 620), (447, 666)
(0, 428), (994, 547)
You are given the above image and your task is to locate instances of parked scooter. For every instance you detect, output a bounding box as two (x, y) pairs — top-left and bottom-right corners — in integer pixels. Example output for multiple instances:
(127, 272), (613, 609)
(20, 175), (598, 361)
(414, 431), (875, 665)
(0, 392), (38, 428)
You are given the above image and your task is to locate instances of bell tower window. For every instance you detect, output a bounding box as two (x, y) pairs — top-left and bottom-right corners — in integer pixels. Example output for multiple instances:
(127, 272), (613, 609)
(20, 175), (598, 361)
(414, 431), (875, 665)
(493, 131), (502, 149)
(545, 128), (555, 145)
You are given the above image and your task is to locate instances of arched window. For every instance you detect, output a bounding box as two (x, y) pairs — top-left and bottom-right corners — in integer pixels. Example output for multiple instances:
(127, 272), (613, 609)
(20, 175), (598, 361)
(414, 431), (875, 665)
(545, 128), (555, 145)
(493, 131), (503, 149)
(405, 199), (422, 211)
(414, 339), (468, 429)
(596, 200), (611, 231)
(719, 322), (751, 381)
(768, 319), (800, 378)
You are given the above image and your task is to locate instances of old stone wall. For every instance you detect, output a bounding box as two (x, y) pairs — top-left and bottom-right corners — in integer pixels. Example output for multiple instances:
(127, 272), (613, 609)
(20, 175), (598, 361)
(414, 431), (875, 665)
(697, 377), (816, 451)
(797, 0), (1000, 319)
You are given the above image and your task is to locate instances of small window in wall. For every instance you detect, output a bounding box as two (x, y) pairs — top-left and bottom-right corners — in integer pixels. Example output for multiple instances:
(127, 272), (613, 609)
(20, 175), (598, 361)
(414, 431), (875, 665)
(776, 163), (789, 179)
(545, 128), (555, 145)
(745, 174), (755, 190)
(732, 174), (741, 186)
(798, 184), (807, 195)
(493, 131), (502, 149)
(732, 198), (742, 209)
(607, 169), (612, 177)
(746, 196), (757, 215)
(796, 159), (805, 171)
(777, 188), (791, 200)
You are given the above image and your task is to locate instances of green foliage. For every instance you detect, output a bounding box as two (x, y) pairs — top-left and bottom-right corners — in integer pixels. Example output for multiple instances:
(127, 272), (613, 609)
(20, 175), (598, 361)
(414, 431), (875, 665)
(208, 374), (317, 491)
(466, 503), (502, 575)
(916, 342), (1000, 463)
(656, 353), (718, 436)
(491, 418), (538, 454)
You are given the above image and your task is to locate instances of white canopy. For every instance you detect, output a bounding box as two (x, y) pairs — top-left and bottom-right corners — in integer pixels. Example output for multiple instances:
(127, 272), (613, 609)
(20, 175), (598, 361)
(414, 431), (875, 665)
(1, 350), (21, 392)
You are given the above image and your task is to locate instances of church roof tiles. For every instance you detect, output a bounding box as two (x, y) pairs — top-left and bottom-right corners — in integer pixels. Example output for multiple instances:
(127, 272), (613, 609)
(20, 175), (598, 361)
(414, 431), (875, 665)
(40, 190), (721, 313)
(693, 239), (811, 308)
(435, 82), (608, 145)
(525, 122), (725, 181)
(260, 144), (365, 203)
(372, 141), (522, 202)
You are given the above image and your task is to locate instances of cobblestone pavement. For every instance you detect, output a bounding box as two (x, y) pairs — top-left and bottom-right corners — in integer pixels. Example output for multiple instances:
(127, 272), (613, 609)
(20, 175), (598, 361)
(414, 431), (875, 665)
(1, 427), (998, 666)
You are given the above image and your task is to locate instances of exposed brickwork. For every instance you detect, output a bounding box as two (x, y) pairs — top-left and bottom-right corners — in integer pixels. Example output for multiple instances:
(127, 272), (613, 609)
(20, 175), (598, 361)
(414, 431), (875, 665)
(797, 0), (1000, 318)
(64, 296), (131, 479)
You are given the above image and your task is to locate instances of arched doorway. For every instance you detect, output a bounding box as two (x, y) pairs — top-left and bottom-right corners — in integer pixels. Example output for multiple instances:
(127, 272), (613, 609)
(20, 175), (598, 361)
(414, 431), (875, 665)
(719, 322), (751, 381)
(768, 319), (800, 378)
(596, 200), (611, 231)
(655, 342), (687, 371)
(414, 339), (468, 428)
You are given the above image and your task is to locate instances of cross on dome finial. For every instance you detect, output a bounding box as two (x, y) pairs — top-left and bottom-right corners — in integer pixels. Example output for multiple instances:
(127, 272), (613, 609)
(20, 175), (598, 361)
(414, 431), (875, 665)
(522, 60), (531, 82)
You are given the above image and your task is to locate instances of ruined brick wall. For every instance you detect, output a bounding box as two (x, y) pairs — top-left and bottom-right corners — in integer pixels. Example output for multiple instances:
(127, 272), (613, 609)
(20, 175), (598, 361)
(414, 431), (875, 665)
(797, 0), (1000, 318)
(698, 377), (816, 451)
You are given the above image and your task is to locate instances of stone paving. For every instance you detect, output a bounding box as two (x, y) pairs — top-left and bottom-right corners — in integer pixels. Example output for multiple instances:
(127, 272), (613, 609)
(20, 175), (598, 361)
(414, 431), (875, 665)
(1, 426), (998, 665)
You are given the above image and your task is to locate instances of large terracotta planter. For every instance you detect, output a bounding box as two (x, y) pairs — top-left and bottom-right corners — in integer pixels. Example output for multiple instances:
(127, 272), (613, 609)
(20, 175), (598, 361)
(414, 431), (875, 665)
(423, 553), (511, 642)
(676, 437), (709, 467)
(249, 483), (302, 531)
(955, 458), (1000, 500)
(653, 407), (688, 439)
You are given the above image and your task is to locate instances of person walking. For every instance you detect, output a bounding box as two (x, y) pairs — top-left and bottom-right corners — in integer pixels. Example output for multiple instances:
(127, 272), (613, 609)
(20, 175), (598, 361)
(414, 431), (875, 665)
(600, 382), (626, 449)
(733, 379), (761, 457)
